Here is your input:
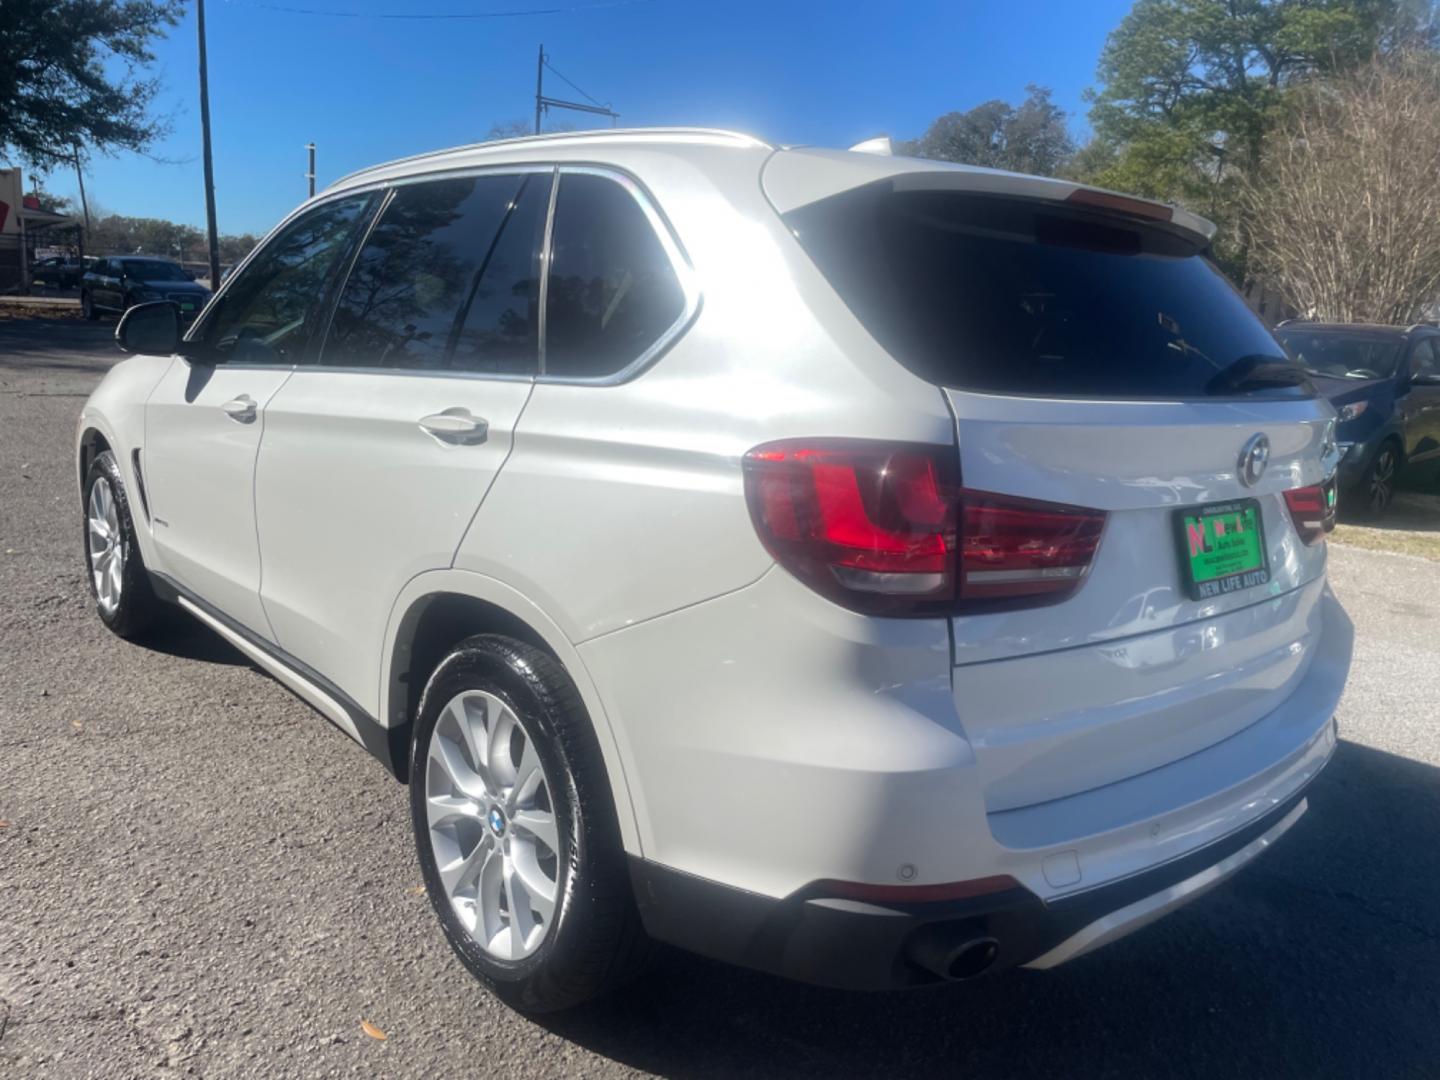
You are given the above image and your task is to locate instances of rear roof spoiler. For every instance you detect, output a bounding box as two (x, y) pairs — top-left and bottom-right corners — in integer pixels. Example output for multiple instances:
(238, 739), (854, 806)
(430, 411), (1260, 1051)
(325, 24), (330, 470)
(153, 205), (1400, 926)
(762, 147), (1217, 247)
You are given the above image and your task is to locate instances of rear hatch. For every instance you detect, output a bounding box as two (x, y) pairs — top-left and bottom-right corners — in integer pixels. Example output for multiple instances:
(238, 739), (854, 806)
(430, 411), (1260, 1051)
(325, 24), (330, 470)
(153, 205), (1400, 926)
(768, 150), (1339, 811)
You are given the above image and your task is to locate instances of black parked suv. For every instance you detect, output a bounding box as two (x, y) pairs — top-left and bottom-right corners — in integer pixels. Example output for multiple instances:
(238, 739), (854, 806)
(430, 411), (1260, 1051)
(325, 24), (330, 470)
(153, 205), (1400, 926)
(1274, 321), (1440, 517)
(81, 257), (212, 322)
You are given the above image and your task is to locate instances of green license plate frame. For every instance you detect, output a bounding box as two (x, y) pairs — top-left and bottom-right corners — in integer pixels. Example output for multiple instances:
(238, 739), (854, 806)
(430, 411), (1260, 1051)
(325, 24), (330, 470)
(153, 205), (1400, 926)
(1173, 498), (1270, 601)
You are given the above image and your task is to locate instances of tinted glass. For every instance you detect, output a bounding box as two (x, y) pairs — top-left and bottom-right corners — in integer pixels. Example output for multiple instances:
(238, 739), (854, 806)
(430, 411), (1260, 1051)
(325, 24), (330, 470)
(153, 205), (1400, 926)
(323, 173), (546, 374)
(1275, 329), (1405, 380)
(1414, 339), (1440, 378)
(123, 260), (185, 282)
(785, 183), (1310, 399)
(201, 194), (372, 365)
(544, 173), (685, 379)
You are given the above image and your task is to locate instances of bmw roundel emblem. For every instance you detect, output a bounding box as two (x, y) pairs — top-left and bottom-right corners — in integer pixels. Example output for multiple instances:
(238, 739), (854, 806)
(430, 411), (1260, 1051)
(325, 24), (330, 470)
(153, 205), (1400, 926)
(488, 807), (506, 835)
(1239, 433), (1270, 487)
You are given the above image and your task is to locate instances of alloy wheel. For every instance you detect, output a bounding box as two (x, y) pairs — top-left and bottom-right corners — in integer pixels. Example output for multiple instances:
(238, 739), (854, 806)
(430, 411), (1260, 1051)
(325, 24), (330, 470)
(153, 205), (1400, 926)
(424, 689), (561, 961)
(87, 478), (124, 615)
(1369, 449), (1396, 514)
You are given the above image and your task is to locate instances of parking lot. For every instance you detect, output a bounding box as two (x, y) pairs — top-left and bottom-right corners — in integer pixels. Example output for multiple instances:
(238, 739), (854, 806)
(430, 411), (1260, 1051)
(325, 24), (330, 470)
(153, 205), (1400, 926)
(1, 316), (1438, 1079)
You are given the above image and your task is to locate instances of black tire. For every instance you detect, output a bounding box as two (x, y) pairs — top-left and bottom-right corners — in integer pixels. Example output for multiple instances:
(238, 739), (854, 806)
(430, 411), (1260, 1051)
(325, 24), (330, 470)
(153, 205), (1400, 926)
(81, 290), (99, 320)
(409, 635), (650, 1013)
(82, 450), (162, 639)
(1351, 442), (1400, 520)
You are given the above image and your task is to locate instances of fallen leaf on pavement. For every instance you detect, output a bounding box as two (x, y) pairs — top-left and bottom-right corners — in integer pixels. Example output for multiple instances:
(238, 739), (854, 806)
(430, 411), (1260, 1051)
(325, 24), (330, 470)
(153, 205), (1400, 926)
(406, 885), (425, 895)
(70, 720), (83, 732)
(360, 1019), (387, 1041)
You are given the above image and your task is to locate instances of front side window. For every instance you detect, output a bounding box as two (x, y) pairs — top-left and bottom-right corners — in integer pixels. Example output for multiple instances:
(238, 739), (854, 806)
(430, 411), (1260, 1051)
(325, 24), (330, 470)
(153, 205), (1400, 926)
(322, 172), (548, 374)
(544, 172), (686, 379)
(198, 194), (373, 365)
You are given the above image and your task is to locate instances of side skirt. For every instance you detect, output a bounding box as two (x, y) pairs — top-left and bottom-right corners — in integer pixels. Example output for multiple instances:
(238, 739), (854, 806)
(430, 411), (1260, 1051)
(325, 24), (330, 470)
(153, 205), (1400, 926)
(150, 571), (409, 781)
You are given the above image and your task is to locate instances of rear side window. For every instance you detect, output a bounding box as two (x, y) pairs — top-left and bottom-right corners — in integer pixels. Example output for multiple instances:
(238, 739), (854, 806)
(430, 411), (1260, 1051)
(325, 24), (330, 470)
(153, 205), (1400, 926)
(784, 183), (1310, 399)
(323, 173), (549, 374)
(544, 172), (686, 380)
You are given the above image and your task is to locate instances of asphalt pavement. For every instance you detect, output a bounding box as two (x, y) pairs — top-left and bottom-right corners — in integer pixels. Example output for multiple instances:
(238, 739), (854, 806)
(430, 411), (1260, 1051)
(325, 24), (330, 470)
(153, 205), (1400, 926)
(2, 318), (1438, 1078)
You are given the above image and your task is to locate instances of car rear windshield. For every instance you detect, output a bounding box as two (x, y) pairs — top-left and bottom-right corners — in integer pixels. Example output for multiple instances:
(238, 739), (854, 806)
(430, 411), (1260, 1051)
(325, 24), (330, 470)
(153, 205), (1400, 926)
(783, 183), (1310, 399)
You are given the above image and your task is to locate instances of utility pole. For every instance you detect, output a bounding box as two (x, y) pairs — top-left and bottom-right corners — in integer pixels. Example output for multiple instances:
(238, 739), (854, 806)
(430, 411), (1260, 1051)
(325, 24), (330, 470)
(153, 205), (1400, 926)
(71, 148), (90, 259)
(534, 44), (545, 135)
(306, 142), (316, 198)
(71, 148), (91, 234)
(196, 0), (221, 291)
(532, 44), (620, 134)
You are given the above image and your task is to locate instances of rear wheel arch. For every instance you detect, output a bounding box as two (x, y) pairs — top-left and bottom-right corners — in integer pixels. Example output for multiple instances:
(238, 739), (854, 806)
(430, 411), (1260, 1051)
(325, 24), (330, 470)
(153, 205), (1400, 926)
(389, 592), (554, 771)
(381, 577), (641, 854)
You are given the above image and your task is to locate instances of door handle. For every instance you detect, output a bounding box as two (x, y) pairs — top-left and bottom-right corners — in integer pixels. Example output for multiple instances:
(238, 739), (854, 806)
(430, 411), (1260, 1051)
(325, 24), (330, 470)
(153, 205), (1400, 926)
(220, 395), (257, 423)
(418, 407), (489, 445)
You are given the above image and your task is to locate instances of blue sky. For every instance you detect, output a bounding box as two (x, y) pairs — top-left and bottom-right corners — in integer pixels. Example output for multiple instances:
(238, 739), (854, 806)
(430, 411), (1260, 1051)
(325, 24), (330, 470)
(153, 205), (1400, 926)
(47, 0), (1133, 235)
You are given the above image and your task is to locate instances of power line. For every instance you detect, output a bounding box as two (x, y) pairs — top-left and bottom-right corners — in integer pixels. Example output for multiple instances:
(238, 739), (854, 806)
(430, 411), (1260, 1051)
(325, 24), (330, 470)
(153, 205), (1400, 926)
(220, 0), (650, 19)
(543, 57), (602, 107)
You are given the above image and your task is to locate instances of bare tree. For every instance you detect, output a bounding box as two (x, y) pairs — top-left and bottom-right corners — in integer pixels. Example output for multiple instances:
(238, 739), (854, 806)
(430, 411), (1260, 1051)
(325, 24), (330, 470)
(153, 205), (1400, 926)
(1239, 52), (1440, 324)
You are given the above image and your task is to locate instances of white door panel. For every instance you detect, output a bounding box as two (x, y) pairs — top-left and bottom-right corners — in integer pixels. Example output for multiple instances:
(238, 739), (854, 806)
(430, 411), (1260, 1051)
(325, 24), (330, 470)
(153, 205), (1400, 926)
(254, 371), (533, 713)
(143, 360), (294, 636)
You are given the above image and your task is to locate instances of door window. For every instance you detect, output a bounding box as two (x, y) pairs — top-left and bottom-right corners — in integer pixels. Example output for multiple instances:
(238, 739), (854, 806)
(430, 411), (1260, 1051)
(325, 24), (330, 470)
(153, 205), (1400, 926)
(197, 194), (373, 366)
(543, 172), (686, 380)
(1412, 338), (1440, 379)
(322, 172), (549, 375)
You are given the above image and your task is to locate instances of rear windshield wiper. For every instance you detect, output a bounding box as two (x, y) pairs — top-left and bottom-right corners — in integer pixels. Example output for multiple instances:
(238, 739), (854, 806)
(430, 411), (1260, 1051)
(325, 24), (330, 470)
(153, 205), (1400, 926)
(1206, 355), (1311, 395)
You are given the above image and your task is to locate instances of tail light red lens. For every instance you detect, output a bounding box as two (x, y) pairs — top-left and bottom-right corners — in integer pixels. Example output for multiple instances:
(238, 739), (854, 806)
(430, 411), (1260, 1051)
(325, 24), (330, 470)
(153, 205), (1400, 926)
(742, 439), (1106, 616)
(960, 493), (1107, 600)
(1283, 476), (1338, 546)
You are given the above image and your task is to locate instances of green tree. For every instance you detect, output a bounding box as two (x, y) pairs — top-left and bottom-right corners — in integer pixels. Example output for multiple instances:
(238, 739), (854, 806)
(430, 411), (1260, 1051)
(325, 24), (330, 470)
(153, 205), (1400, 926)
(899, 86), (1076, 176)
(1081, 0), (1436, 277)
(0, 0), (184, 170)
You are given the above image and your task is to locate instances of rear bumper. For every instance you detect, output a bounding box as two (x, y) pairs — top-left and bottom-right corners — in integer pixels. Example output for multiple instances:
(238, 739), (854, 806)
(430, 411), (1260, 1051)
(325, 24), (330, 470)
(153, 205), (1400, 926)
(630, 778), (1320, 990)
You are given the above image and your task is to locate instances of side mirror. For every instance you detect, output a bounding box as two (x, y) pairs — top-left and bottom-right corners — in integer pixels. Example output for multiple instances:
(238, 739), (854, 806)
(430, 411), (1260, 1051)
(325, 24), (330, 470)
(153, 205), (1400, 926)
(116, 302), (181, 356)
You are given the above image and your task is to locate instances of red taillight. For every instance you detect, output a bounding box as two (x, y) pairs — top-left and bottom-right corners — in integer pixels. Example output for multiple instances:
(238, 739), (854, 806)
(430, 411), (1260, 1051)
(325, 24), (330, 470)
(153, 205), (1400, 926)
(1284, 477), (1338, 546)
(742, 440), (1106, 616)
(960, 493), (1107, 600)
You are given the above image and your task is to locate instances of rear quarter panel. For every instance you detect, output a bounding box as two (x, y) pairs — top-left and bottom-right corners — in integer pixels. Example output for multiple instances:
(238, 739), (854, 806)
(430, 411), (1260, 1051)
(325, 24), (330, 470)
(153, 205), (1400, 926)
(453, 145), (956, 644)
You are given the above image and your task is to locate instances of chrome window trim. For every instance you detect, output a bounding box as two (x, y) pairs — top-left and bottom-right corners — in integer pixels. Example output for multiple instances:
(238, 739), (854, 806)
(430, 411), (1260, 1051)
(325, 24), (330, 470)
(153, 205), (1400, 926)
(537, 166), (561, 375)
(537, 164), (702, 387)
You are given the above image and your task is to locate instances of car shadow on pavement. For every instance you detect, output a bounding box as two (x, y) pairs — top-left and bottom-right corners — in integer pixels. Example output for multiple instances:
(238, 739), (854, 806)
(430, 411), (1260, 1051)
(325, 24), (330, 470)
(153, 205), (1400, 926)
(137, 616), (249, 667)
(544, 739), (1440, 1079)
(1348, 490), (1440, 533)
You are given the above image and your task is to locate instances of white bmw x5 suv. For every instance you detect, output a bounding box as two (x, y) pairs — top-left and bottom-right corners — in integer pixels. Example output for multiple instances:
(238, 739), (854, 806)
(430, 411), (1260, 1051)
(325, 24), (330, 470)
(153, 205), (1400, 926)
(77, 128), (1351, 1013)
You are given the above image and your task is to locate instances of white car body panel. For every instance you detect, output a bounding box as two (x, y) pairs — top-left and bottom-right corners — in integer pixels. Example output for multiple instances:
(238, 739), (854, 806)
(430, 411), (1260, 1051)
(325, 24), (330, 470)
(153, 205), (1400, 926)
(254, 370), (534, 712)
(143, 361), (294, 637)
